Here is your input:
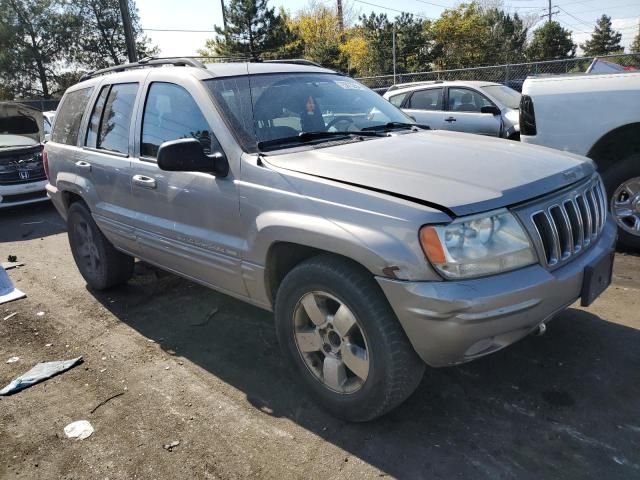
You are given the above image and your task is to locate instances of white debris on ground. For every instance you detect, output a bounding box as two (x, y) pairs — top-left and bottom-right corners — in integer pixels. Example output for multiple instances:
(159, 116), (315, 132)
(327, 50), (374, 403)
(64, 420), (94, 440)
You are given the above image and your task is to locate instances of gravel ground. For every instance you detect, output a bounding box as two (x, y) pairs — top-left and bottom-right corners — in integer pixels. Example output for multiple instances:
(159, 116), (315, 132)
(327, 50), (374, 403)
(1, 202), (639, 480)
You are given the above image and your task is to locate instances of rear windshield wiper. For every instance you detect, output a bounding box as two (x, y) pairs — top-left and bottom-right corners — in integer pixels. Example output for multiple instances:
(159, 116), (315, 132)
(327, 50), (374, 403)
(257, 130), (385, 151)
(361, 121), (430, 132)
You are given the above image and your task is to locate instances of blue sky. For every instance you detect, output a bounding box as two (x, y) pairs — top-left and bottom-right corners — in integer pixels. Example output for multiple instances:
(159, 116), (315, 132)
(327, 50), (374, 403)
(137, 0), (640, 60)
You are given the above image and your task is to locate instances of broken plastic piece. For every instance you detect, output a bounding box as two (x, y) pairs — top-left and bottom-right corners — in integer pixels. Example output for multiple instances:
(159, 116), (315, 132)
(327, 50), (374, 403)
(0, 267), (26, 305)
(0, 357), (83, 395)
(64, 420), (94, 440)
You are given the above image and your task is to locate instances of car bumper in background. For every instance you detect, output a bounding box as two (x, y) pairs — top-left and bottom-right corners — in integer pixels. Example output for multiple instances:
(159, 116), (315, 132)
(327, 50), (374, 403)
(0, 180), (49, 208)
(377, 217), (617, 367)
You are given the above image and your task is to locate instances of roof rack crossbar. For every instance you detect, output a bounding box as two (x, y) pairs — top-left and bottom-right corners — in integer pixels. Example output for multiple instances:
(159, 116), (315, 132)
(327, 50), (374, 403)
(260, 59), (323, 68)
(80, 57), (207, 81)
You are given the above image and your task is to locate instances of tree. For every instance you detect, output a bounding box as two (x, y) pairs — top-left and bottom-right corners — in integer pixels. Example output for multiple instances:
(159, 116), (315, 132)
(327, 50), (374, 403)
(199, 0), (292, 59)
(430, 3), (490, 69)
(0, 0), (77, 99)
(358, 13), (394, 75)
(482, 8), (528, 64)
(69, 0), (157, 70)
(288, 2), (342, 68)
(526, 21), (576, 60)
(629, 21), (640, 54)
(580, 15), (622, 56)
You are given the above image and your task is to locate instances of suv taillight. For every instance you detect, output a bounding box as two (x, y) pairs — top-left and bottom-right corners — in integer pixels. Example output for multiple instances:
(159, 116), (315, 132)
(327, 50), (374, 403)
(42, 148), (50, 180)
(519, 95), (536, 136)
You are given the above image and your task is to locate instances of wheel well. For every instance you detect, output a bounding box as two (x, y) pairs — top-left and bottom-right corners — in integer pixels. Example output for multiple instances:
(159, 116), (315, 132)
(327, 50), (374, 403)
(264, 242), (371, 305)
(61, 191), (85, 211)
(587, 123), (640, 173)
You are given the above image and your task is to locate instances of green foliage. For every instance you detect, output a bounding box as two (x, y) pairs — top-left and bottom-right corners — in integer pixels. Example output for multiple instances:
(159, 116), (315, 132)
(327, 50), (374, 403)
(68, 0), (157, 70)
(483, 8), (528, 64)
(526, 21), (576, 61)
(580, 15), (623, 56)
(0, 0), (155, 99)
(199, 0), (292, 59)
(632, 22), (640, 54)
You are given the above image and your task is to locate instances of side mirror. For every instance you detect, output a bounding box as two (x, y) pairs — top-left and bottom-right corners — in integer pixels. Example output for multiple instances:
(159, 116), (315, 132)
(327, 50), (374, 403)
(481, 105), (501, 116)
(157, 138), (229, 177)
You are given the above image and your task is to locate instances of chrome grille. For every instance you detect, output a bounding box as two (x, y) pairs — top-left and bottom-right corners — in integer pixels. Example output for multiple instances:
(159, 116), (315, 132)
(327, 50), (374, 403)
(523, 176), (607, 268)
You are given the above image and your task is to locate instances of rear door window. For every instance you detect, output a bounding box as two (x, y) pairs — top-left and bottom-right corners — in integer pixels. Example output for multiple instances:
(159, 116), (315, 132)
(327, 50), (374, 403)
(85, 85), (110, 148)
(51, 87), (94, 145)
(141, 82), (221, 159)
(448, 88), (493, 112)
(406, 88), (443, 110)
(96, 83), (138, 155)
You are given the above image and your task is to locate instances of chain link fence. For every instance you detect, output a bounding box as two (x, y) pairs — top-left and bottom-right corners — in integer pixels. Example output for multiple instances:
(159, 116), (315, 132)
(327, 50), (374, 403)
(356, 53), (640, 91)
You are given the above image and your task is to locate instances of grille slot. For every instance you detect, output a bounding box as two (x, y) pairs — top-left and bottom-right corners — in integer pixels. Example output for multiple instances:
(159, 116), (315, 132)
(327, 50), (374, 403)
(528, 177), (607, 268)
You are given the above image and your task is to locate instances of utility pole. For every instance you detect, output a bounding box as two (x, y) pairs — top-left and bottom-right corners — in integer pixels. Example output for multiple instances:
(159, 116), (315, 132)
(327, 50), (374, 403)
(118, 0), (137, 63)
(337, 0), (344, 32)
(540, 1), (559, 24)
(392, 23), (397, 85)
(220, 0), (227, 29)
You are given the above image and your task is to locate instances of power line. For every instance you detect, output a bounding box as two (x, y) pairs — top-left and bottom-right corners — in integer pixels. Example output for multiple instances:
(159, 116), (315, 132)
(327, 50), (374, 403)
(352, 0), (433, 19)
(143, 28), (216, 33)
(557, 6), (593, 28)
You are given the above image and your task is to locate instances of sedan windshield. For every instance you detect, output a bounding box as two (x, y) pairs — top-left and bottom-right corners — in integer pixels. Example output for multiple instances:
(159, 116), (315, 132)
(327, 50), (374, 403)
(206, 73), (415, 152)
(481, 85), (521, 110)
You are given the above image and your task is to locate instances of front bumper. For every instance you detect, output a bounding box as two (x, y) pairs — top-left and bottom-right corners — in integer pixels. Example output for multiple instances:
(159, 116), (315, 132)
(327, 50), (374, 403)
(0, 179), (49, 208)
(377, 217), (617, 367)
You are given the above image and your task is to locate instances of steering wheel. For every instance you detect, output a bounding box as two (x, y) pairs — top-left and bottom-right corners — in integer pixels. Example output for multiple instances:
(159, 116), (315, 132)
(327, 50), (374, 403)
(326, 115), (356, 132)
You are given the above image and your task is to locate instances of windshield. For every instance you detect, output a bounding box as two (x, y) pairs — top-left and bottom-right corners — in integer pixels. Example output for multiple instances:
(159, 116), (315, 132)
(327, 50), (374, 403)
(206, 73), (414, 152)
(481, 85), (521, 109)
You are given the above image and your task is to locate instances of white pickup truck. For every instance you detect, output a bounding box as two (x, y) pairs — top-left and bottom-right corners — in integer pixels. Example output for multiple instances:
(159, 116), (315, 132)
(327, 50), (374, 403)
(520, 71), (640, 249)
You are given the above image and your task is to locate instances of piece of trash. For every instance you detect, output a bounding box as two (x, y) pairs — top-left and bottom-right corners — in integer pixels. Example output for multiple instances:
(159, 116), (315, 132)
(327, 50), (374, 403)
(0, 357), (83, 396)
(163, 440), (180, 452)
(190, 307), (218, 327)
(64, 420), (94, 440)
(90, 391), (125, 414)
(45, 343), (52, 347)
(1, 261), (24, 270)
(7, 255), (17, 263)
(6, 356), (19, 364)
(0, 267), (26, 305)
(3, 312), (17, 321)
(36, 311), (45, 317)
(165, 366), (170, 370)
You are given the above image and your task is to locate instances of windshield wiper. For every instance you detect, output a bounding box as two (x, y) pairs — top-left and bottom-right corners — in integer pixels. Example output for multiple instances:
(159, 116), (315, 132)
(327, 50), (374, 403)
(361, 121), (430, 132)
(257, 130), (385, 151)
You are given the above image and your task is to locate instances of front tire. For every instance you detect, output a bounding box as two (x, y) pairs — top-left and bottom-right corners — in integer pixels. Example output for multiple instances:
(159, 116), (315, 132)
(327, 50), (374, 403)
(274, 255), (425, 422)
(603, 155), (640, 251)
(67, 201), (134, 290)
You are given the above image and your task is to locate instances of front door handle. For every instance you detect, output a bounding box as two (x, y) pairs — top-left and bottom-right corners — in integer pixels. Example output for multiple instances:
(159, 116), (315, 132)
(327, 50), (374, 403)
(75, 160), (91, 171)
(132, 174), (157, 189)
(444, 116), (457, 123)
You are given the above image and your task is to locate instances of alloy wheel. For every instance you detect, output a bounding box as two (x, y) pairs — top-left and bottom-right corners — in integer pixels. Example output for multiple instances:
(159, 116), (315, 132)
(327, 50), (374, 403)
(611, 176), (640, 236)
(292, 291), (370, 394)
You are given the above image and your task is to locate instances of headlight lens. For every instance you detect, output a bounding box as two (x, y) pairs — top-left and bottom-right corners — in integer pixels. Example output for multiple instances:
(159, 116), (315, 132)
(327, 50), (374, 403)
(420, 209), (537, 279)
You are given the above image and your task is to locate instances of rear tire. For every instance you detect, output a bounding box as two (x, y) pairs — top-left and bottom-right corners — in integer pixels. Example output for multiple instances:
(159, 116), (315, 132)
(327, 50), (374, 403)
(67, 202), (134, 290)
(274, 255), (425, 422)
(602, 155), (640, 251)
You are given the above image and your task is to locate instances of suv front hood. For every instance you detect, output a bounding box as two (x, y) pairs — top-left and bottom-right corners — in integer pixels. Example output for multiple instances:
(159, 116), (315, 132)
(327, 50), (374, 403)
(265, 130), (595, 217)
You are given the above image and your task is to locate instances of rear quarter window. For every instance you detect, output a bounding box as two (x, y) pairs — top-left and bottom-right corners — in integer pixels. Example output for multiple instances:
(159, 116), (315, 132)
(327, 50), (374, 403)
(51, 87), (94, 145)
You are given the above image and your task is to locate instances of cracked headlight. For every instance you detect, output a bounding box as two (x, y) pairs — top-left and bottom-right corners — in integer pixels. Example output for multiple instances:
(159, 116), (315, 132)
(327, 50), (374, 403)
(419, 209), (537, 279)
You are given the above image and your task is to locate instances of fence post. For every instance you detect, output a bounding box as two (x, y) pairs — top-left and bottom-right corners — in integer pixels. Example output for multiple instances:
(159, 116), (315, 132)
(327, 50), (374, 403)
(505, 64), (510, 84)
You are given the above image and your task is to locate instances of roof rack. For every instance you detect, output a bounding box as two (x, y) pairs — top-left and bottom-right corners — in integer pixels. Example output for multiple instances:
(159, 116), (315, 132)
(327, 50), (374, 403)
(260, 59), (324, 68)
(80, 57), (207, 81)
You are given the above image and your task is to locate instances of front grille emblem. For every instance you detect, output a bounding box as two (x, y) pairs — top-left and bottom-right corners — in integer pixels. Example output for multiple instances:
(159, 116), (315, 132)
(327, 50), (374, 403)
(18, 170), (30, 180)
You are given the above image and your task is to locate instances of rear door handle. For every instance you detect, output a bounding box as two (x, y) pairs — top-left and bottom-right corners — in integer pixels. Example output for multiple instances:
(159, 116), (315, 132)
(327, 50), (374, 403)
(132, 174), (157, 189)
(445, 116), (457, 123)
(75, 160), (91, 171)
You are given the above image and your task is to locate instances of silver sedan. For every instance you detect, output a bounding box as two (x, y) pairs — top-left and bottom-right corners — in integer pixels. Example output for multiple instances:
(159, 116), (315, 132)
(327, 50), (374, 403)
(384, 80), (522, 140)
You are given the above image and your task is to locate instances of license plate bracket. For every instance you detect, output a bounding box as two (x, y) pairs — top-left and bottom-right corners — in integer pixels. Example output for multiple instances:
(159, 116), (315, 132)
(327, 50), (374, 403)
(581, 252), (614, 307)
